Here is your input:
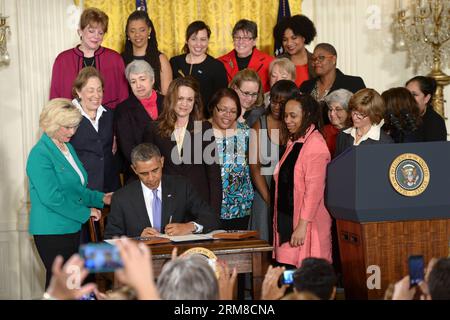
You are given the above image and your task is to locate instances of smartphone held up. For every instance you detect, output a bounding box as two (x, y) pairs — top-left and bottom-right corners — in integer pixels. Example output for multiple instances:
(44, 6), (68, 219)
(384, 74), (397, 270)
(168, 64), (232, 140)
(79, 243), (123, 273)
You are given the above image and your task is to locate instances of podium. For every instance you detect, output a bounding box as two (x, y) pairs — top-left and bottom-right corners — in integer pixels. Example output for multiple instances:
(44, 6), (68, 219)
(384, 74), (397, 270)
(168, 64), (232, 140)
(326, 142), (450, 299)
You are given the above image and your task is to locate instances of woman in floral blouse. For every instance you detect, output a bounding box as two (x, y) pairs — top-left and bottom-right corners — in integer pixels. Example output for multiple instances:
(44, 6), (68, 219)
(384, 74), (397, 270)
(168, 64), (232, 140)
(209, 88), (254, 230)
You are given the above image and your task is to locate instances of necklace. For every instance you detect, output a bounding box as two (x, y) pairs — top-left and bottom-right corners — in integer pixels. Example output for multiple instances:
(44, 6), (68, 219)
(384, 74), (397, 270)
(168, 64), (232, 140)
(186, 54), (194, 75)
(54, 140), (69, 156)
(83, 57), (95, 68)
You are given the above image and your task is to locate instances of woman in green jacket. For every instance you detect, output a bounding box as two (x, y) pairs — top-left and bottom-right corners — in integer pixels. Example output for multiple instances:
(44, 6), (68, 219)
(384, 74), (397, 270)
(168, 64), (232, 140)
(27, 98), (112, 288)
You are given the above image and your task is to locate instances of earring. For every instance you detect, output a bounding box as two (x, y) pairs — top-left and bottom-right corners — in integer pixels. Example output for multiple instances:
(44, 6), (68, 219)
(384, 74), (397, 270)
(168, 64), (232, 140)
(148, 34), (151, 39)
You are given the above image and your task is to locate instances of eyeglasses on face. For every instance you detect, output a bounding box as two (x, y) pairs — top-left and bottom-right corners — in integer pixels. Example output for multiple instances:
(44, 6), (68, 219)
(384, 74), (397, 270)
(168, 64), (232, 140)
(215, 106), (238, 116)
(328, 107), (346, 113)
(311, 55), (334, 64)
(351, 110), (368, 120)
(269, 97), (285, 106)
(233, 36), (254, 42)
(237, 87), (258, 99)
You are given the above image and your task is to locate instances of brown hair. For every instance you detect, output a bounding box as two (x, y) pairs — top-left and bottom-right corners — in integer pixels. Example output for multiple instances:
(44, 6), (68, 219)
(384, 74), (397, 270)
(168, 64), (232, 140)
(382, 87), (422, 131)
(348, 88), (385, 125)
(157, 76), (203, 138)
(79, 7), (109, 33)
(229, 68), (264, 107)
(72, 66), (104, 98)
(183, 20), (211, 54)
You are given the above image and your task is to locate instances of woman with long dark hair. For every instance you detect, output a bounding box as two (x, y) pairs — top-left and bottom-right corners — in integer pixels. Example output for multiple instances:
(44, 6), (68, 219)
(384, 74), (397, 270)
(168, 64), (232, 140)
(143, 77), (222, 216)
(405, 76), (447, 141)
(273, 93), (332, 268)
(122, 10), (172, 95)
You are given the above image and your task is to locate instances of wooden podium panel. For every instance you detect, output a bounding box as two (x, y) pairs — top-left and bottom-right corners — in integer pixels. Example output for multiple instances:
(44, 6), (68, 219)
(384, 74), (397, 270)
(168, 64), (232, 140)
(148, 238), (272, 300)
(337, 218), (450, 299)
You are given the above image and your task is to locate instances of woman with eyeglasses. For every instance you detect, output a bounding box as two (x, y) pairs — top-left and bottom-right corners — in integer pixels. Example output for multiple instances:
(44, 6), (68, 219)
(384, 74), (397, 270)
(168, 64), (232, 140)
(50, 8), (128, 109)
(273, 14), (317, 87)
(299, 43), (365, 103)
(122, 10), (172, 95)
(322, 89), (353, 156)
(143, 77), (222, 216)
(27, 99), (112, 289)
(249, 80), (298, 242)
(405, 76), (447, 141)
(335, 88), (393, 157)
(170, 21), (228, 118)
(218, 19), (274, 92)
(209, 88), (254, 230)
(273, 93), (332, 268)
(229, 69), (265, 128)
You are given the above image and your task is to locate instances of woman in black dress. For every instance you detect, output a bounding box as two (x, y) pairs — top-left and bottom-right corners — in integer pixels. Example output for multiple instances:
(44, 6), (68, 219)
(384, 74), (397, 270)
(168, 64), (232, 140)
(170, 20), (228, 118)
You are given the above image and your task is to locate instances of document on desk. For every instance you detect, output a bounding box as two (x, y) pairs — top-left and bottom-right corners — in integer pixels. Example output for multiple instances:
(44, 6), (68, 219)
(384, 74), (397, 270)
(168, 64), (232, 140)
(103, 230), (227, 245)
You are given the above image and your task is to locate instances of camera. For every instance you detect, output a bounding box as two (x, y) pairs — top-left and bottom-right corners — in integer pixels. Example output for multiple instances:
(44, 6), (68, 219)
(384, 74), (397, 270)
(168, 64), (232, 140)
(79, 243), (123, 273)
(279, 269), (296, 286)
(408, 255), (424, 287)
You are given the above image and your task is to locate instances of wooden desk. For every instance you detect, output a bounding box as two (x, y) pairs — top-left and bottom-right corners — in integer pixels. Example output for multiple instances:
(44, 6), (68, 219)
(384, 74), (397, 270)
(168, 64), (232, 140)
(148, 238), (273, 300)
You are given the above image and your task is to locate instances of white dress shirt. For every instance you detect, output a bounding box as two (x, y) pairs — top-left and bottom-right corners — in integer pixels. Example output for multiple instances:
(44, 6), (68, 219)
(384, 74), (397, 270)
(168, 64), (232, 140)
(140, 181), (203, 233)
(343, 119), (385, 146)
(72, 98), (106, 132)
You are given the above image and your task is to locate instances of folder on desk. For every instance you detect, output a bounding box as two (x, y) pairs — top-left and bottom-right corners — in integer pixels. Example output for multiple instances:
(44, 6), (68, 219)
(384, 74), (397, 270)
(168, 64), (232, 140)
(212, 230), (259, 240)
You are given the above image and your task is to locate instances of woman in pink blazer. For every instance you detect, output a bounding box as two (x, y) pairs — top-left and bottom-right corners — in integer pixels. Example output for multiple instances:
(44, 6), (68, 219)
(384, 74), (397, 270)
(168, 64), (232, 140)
(273, 93), (332, 268)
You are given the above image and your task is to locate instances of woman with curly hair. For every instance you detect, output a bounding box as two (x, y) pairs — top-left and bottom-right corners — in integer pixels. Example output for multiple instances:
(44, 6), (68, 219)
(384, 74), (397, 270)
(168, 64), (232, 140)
(273, 14), (317, 87)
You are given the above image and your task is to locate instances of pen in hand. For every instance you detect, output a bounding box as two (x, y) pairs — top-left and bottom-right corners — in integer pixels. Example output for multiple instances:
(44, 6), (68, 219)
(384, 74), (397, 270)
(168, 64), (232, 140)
(166, 215), (173, 236)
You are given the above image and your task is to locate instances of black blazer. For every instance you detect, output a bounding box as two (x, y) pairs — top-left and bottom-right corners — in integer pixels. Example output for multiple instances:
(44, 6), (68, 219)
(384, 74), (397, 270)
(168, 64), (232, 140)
(104, 175), (219, 238)
(114, 93), (164, 181)
(334, 129), (394, 157)
(143, 119), (222, 217)
(70, 108), (120, 192)
(299, 68), (366, 96)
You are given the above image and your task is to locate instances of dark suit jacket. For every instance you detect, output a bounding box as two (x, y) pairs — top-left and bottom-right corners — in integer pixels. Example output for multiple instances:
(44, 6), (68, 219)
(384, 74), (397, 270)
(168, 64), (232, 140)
(104, 175), (219, 238)
(114, 92), (164, 181)
(334, 129), (394, 157)
(299, 68), (366, 96)
(70, 108), (120, 192)
(143, 119), (222, 217)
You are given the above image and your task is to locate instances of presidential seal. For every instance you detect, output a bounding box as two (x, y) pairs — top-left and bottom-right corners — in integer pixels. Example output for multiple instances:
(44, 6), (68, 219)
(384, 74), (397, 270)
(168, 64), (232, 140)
(180, 247), (219, 278)
(389, 153), (430, 196)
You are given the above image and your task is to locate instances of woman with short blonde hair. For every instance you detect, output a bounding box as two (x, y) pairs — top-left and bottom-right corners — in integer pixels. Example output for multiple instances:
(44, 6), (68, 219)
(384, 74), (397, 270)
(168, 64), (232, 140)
(27, 98), (112, 289)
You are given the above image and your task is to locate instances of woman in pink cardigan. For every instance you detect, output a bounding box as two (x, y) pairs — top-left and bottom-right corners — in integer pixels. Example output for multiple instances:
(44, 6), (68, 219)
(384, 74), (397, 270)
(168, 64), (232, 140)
(50, 8), (128, 109)
(273, 93), (332, 268)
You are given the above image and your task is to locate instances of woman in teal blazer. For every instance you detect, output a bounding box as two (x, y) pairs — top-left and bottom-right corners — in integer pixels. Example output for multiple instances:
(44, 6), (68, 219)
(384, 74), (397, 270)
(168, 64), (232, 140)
(27, 98), (111, 288)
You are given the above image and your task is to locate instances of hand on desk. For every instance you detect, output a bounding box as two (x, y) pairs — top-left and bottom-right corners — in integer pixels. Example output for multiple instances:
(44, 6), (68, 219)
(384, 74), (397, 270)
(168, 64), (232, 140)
(140, 227), (161, 238)
(164, 222), (194, 236)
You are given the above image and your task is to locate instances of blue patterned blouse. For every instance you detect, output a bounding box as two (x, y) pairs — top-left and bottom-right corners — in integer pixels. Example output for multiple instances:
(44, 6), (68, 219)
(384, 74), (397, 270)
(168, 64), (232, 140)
(215, 122), (254, 220)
